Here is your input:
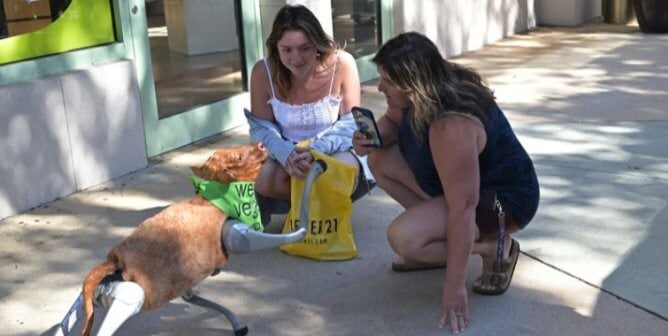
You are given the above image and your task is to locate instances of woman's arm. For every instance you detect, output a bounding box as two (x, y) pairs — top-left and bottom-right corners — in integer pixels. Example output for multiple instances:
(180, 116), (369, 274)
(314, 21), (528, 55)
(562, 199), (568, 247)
(250, 60), (276, 122)
(429, 115), (486, 333)
(377, 105), (402, 146)
(246, 60), (295, 165)
(336, 51), (361, 116)
(244, 109), (295, 166)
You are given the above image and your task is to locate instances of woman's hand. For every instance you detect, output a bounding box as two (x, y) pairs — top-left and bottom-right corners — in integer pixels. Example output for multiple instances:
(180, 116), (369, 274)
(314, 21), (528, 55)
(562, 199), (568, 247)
(352, 130), (378, 156)
(284, 147), (313, 179)
(439, 282), (470, 334)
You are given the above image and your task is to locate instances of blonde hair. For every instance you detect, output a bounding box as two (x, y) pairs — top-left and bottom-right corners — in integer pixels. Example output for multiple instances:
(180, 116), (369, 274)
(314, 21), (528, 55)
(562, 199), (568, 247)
(372, 32), (494, 141)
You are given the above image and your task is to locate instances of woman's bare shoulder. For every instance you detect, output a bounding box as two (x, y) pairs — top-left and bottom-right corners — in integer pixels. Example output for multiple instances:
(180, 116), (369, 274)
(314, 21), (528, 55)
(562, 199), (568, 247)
(431, 114), (486, 151)
(334, 50), (360, 87)
(251, 59), (273, 93)
(434, 113), (483, 129)
(250, 59), (273, 114)
(251, 60), (268, 80)
(336, 50), (358, 69)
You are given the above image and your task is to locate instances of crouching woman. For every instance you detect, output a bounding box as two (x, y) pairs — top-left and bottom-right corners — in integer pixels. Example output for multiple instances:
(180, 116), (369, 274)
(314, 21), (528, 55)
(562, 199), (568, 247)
(352, 32), (539, 334)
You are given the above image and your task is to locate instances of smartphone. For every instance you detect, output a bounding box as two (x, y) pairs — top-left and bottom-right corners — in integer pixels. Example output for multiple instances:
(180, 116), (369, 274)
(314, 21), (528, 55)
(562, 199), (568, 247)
(352, 106), (383, 148)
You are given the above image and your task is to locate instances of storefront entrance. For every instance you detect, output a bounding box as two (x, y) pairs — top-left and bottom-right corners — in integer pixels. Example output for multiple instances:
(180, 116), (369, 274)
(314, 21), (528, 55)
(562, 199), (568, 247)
(127, 0), (391, 156)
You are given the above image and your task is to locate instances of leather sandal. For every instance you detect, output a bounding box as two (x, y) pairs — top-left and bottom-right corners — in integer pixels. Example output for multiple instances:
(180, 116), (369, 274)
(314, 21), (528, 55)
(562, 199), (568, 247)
(472, 238), (520, 295)
(391, 259), (447, 272)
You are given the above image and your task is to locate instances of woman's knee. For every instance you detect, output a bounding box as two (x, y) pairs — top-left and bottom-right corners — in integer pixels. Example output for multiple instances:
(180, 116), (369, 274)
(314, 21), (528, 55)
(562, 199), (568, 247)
(254, 172), (271, 196)
(386, 219), (419, 257)
(255, 161), (289, 196)
(367, 146), (393, 176)
(387, 198), (448, 257)
(386, 221), (404, 254)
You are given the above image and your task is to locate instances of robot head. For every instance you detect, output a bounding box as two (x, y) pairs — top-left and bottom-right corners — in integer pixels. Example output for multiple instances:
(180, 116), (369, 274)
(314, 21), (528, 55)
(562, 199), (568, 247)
(191, 142), (268, 183)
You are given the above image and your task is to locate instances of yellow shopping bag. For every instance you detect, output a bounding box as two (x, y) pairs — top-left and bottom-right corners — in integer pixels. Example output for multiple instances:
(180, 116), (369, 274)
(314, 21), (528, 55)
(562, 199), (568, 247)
(280, 149), (358, 260)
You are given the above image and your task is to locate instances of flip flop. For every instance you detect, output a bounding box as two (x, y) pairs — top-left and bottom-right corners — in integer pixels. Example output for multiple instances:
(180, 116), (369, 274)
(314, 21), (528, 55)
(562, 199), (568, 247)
(472, 238), (520, 295)
(391, 259), (447, 272)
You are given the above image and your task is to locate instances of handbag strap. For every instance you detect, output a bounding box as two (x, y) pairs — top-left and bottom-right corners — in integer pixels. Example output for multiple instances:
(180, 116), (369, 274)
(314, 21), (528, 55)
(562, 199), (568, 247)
(494, 195), (506, 267)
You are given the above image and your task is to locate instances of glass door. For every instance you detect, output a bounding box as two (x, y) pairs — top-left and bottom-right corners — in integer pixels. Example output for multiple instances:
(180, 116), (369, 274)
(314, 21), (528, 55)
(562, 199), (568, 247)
(146, 0), (244, 119)
(127, 0), (263, 157)
(332, 0), (393, 81)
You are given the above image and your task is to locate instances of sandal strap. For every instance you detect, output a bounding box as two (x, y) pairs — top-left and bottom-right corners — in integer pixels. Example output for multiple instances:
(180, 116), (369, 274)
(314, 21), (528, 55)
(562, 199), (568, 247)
(494, 195), (507, 264)
(490, 273), (505, 287)
(493, 260), (505, 273)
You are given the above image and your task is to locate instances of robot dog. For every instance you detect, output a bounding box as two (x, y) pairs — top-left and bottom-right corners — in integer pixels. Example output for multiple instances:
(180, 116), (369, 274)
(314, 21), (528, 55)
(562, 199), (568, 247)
(54, 143), (328, 336)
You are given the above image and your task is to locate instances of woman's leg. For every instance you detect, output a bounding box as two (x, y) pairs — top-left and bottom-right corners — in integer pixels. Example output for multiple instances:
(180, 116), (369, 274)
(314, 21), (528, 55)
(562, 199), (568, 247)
(389, 195), (524, 296)
(387, 192), (523, 282)
(367, 143), (430, 209)
(470, 191), (522, 293)
(367, 143), (443, 266)
(254, 159), (291, 200)
(387, 196), (452, 264)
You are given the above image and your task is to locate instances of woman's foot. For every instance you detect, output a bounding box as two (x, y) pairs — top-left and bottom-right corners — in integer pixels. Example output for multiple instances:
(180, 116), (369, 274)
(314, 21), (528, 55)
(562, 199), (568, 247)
(472, 235), (520, 295)
(391, 255), (447, 272)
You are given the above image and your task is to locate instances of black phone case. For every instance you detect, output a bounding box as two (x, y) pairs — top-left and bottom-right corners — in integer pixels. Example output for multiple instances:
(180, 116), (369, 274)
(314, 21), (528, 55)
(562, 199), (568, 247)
(352, 106), (382, 148)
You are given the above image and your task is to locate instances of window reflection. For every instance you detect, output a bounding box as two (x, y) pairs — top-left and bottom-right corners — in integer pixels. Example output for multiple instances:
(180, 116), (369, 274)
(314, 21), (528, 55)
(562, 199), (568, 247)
(147, 0), (244, 119)
(332, 0), (378, 58)
(0, 0), (72, 39)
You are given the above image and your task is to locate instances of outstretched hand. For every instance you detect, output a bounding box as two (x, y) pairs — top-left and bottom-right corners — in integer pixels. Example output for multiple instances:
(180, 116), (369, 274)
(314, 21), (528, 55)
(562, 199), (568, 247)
(439, 283), (469, 334)
(285, 147), (313, 179)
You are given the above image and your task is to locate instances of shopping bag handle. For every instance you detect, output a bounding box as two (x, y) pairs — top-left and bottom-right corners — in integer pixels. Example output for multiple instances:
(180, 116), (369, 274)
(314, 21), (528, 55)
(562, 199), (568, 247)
(298, 159), (327, 232)
(222, 159), (327, 253)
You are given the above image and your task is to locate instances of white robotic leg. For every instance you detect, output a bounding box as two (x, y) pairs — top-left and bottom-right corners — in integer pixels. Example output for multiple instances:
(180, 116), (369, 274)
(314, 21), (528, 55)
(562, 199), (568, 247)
(53, 280), (144, 336)
(54, 293), (84, 336)
(94, 280), (145, 336)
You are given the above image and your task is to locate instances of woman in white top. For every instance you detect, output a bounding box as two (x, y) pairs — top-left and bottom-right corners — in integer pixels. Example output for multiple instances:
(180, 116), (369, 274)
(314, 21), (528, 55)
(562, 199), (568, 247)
(245, 5), (369, 224)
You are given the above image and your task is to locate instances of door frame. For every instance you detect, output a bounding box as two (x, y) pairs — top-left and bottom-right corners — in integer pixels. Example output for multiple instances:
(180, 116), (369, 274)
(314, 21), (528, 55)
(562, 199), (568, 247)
(355, 0), (393, 81)
(125, 0), (264, 157)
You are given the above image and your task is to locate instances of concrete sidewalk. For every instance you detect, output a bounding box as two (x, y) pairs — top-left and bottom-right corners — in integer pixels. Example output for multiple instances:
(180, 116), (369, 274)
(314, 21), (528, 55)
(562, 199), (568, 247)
(1, 21), (667, 335)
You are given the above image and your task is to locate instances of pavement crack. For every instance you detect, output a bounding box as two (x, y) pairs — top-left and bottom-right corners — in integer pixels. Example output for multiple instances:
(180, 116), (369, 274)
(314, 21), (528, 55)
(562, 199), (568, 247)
(520, 251), (668, 322)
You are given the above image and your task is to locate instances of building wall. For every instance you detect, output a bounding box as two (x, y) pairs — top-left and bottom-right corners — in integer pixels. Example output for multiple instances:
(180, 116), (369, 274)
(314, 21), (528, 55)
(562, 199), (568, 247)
(0, 60), (147, 220)
(0, 0), (535, 220)
(535, 0), (602, 26)
(393, 0), (535, 58)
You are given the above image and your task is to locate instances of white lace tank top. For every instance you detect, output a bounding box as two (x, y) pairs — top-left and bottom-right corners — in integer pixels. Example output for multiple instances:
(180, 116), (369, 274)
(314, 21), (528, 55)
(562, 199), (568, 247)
(264, 57), (341, 142)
